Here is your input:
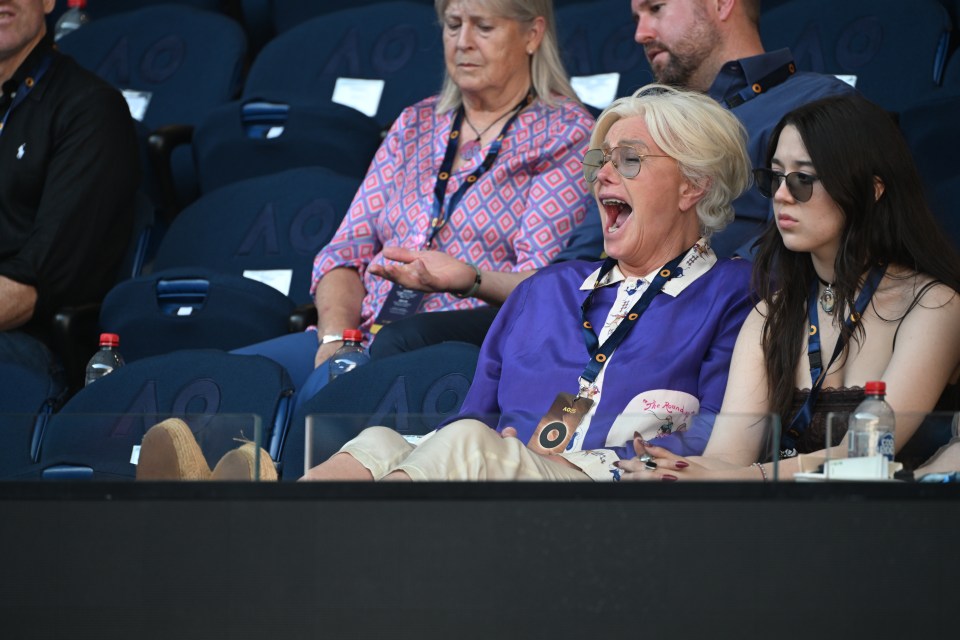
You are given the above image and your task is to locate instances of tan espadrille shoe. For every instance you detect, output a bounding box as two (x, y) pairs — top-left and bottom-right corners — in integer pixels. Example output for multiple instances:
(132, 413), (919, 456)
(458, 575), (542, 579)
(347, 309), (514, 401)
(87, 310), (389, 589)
(210, 442), (278, 481)
(136, 418), (212, 481)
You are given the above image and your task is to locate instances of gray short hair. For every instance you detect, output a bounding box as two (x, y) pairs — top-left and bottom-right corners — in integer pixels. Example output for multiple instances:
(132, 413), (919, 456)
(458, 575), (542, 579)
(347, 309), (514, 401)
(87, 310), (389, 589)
(435, 0), (578, 112)
(590, 84), (751, 238)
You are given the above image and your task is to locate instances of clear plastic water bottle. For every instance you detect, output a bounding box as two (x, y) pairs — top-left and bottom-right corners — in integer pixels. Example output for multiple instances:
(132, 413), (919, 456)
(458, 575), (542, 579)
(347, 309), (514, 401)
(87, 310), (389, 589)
(54, 0), (90, 42)
(328, 329), (370, 382)
(847, 380), (895, 460)
(84, 333), (125, 387)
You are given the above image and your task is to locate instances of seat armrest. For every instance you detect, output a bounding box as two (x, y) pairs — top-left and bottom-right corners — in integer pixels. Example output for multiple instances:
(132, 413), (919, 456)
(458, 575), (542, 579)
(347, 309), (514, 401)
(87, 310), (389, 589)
(289, 304), (318, 333)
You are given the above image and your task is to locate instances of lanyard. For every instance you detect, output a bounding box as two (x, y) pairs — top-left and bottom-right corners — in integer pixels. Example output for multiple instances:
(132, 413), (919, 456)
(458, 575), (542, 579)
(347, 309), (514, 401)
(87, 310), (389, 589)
(427, 92), (532, 249)
(782, 263), (887, 452)
(723, 60), (796, 109)
(0, 53), (53, 137)
(578, 250), (688, 388)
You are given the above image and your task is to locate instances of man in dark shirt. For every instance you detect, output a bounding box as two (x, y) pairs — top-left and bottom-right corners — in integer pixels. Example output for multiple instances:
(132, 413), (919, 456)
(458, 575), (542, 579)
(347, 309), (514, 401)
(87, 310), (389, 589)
(632, 0), (854, 257)
(0, 0), (139, 383)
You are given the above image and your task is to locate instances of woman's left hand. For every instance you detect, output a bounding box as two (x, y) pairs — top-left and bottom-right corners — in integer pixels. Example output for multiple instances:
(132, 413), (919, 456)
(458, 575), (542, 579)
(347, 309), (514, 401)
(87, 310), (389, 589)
(618, 439), (710, 481)
(368, 246), (478, 294)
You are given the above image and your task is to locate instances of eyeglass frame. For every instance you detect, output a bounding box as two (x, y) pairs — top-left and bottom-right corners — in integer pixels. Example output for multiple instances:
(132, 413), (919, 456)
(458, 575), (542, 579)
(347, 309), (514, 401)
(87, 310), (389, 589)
(581, 146), (672, 183)
(753, 168), (821, 203)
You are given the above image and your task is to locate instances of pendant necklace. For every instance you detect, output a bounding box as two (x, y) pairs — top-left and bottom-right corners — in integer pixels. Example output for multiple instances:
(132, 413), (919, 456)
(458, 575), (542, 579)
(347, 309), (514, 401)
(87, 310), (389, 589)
(817, 275), (836, 314)
(459, 107), (516, 160)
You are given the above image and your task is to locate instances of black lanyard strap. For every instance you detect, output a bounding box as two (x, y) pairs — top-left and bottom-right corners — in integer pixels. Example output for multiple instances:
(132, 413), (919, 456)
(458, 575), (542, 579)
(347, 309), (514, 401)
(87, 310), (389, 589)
(578, 249), (688, 387)
(0, 53), (53, 137)
(427, 92), (533, 249)
(723, 60), (796, 109)
(782, 263), (887, 452)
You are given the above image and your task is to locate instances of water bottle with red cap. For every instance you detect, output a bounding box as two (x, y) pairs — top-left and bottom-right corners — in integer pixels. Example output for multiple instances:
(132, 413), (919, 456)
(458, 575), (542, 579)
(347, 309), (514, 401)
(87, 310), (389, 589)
(54, 0), (91, 42)
(847, 380), (895, 460)
(328, 329), (369, 382)
(84, 332), (125, 387)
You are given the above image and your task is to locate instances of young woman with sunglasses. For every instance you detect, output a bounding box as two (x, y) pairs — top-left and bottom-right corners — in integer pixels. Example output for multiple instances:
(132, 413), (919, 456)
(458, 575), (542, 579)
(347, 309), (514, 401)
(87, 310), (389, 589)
(621, 93), (960, 481)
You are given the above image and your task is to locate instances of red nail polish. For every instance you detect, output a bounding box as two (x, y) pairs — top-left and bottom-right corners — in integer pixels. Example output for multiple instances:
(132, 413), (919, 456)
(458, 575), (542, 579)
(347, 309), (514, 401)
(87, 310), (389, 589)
(675, 461), (689, 469)
(612, 460), (622, 468)
(633, 431), (641, 439)
(661, 474), (678, 482)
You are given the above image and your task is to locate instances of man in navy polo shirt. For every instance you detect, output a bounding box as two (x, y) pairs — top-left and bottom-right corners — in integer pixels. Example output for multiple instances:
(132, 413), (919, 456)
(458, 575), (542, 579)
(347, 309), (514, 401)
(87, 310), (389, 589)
(632, 0), (854, 257)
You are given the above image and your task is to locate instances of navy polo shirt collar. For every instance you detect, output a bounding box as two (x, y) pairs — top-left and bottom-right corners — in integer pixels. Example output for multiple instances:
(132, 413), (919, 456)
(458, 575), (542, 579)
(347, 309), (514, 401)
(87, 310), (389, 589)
(708, 48), (795, 104)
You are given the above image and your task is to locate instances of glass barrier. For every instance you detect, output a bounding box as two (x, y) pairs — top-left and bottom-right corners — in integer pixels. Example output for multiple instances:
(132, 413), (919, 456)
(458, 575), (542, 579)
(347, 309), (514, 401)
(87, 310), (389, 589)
(803, 410), (960, 481)
(302, 411), (782, 482)
(0, 412), (268, 482)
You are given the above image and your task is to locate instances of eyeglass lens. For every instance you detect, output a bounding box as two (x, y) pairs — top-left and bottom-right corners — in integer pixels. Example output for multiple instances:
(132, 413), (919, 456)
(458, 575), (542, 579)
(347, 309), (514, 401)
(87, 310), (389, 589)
(582, 147), (643, 183)
(753, 168), (817, 202)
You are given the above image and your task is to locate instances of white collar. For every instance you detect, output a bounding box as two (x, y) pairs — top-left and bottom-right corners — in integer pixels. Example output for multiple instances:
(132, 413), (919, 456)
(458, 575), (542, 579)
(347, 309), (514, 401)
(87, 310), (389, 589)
(579, 238), (717, 297)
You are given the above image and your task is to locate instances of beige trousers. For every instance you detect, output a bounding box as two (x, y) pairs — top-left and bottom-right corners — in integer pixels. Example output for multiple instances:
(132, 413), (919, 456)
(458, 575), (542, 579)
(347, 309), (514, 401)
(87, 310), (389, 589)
(339, 419), (592, 481)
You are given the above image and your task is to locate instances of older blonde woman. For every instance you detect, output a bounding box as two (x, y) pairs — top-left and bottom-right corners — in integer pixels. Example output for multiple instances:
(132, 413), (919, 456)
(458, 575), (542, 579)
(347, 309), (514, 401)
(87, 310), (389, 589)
(138, 85), (755, 481)
(235, 0), (597, 401)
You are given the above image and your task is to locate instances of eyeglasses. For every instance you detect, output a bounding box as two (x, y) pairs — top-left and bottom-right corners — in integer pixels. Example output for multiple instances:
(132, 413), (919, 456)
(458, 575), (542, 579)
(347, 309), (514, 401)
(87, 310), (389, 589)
(753, 168), (820, 203)
(581, 147), (671, 183)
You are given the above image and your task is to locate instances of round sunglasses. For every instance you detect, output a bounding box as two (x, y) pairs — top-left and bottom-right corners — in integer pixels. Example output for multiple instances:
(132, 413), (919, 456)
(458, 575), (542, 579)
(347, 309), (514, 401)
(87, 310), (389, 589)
(753, 168), (820, 202)
(581, 147), (671, 183)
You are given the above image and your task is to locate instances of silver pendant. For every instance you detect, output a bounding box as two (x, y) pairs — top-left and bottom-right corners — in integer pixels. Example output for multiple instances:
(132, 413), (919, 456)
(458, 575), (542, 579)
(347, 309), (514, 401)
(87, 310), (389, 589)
(819, 285), (836, 314)
(459, 138), (481, 160)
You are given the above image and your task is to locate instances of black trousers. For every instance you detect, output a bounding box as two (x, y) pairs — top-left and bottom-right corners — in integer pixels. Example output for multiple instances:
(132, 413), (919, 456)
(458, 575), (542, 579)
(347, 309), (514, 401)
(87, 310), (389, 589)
(369, 306), (500, 360)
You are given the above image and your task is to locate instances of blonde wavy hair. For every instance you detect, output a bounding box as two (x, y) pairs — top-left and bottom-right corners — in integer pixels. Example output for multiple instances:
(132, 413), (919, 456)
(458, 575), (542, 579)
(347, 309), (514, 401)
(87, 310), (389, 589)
(591, 84), (751, 237)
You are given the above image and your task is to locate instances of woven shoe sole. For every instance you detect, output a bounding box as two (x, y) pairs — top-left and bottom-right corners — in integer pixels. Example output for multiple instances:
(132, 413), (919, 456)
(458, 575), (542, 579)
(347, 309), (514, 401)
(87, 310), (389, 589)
(136, 418), (212, 481)
(211, 442), (278, 481)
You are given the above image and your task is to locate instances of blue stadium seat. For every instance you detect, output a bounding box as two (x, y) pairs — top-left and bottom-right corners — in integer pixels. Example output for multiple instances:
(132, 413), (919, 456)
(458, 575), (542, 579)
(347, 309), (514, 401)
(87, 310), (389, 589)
(556, 0), (654, 114)
(150, 166), (357, 307)
(759, 0), (952, 114)
(57, 4), (247, 215)
(34, 350), (294, 481)
(930, 176), (960, 251)
(900, 94), (960, 193)
(242, 2), (444, 130)
(0, 363), (64, 479)
(192, 100), (381, 193)
(279, 341), (480, 480)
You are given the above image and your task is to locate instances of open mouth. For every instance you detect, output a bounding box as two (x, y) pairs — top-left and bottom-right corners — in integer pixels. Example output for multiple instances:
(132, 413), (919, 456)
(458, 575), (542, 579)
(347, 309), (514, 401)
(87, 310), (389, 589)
(602, 198), (632, 233)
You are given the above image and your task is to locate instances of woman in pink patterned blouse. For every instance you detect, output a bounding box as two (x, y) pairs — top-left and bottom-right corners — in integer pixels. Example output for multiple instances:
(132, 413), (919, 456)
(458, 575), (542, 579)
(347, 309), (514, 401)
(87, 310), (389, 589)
(248, 0), (596, 394)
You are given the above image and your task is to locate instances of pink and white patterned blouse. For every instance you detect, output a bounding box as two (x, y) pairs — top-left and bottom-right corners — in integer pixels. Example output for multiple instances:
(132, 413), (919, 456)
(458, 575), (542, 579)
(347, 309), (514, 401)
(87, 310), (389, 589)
(311, 93), (595, 337)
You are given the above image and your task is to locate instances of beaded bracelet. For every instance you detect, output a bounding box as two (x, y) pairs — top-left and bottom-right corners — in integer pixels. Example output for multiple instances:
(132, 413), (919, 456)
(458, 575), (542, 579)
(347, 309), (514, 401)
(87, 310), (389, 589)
(453, 263), (482, 298)
(751, 462), (768, 482)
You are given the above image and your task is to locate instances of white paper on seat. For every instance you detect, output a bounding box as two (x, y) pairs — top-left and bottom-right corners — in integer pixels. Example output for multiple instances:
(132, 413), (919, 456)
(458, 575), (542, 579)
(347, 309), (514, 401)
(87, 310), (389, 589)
(570, 73), (620, 111)
(835, 74), (857, 88)
(332, 77), (385, 118)
(244, 269), (293, 296)
(121, 89), (152, 121)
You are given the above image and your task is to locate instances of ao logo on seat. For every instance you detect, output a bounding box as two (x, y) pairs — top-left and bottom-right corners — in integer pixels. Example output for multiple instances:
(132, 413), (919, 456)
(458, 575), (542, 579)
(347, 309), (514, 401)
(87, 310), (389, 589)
(236, 199), (338, 257)
(367, 373), (472, 432)
(110, 378), (221, 437)
(791, 17), (883, 71)
(97, 35), (187, 85)
(321, 25), (420, 76)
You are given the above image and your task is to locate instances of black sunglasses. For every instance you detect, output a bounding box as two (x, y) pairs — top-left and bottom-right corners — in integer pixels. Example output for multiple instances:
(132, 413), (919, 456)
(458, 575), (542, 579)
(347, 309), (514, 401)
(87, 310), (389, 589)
(753, 168), (820, 202)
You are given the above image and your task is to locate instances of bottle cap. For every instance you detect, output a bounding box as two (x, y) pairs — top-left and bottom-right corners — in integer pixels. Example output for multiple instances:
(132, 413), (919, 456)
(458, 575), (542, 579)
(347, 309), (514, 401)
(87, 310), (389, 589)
(99, 333), (120, 347)
(864, 380), (885, 395)
(342, 329), (363, 342)
(68, 0), (87, 8)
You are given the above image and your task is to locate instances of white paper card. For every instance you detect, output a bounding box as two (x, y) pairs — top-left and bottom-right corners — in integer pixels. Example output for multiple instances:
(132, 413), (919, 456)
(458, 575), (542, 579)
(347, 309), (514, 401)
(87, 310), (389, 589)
(121, 89), (152, 121)
(835, 74), (857, 88)
(332, 77), (385, 118)
(244, 269), (293, 296)
(176, 306), (193, 316)
(130, 445), (141, 465)
(570, 73), (620, 111)
(266, 126), (285, 139)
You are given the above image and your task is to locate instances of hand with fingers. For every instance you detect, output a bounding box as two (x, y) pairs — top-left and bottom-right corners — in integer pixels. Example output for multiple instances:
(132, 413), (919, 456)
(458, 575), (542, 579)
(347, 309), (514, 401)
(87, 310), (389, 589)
(617, 434), (700, 481)
(367, 246), (479, 295)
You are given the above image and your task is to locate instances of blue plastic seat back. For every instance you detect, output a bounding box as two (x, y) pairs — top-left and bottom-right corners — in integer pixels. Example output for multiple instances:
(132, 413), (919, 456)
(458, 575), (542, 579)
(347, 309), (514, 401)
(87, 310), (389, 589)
(242, 2), (444, 128)
(759, 0), (952, 114)
(280, 342), (481, 480)
(556, 0), (654, 114)
(192, 101), (380, 193)
(929, 176), (960, 252)
(900, 94), (960, 194)
(0, 363), (63, 479)
(150, 167), (359, 306)
(57, 4), (246, 131)
(100, 268), (295, 362)
(36, 350), (294, 481)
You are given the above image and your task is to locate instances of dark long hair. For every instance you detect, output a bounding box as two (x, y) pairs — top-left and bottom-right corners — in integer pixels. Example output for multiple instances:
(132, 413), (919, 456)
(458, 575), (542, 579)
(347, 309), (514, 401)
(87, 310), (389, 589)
(752, 94), (960, 421)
